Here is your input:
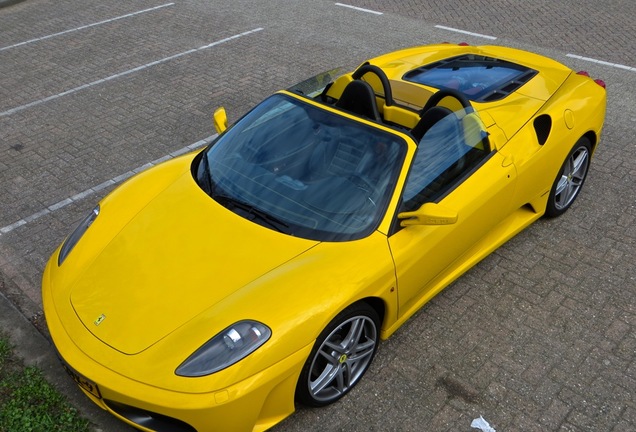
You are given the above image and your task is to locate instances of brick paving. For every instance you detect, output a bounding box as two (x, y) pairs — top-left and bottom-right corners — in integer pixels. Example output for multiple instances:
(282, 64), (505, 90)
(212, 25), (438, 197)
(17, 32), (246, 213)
(1, 1), (635, 431)
(346, 0), (636, 67)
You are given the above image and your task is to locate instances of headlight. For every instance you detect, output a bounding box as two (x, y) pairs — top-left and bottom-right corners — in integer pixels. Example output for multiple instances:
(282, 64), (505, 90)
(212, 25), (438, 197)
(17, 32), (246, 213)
(57, 205), (100, 266)
(176, 320), (271, 377)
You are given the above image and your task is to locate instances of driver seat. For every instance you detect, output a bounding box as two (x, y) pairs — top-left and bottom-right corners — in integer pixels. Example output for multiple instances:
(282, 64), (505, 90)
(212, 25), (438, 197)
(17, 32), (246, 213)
(335, 80), (383, 122)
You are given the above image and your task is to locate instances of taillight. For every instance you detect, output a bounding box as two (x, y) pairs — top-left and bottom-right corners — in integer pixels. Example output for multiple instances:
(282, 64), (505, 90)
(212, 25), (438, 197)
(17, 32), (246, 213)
(594, 79), (606, 89)
(576, 71), (606, 89)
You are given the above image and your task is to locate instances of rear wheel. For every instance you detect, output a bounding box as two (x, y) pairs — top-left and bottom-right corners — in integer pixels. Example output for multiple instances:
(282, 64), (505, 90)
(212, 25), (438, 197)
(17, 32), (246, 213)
(295, 303), (380, 407)
(545, 137), (592, 217)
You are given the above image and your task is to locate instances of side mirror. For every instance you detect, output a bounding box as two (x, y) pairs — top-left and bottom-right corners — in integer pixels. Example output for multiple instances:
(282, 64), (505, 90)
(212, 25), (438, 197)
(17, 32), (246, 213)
(213, 107), (228, 134)
(398, 202), (458, 227)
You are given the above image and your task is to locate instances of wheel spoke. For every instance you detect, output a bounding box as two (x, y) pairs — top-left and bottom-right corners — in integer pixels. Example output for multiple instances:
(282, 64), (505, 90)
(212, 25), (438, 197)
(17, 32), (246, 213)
(571, 150), (588, 178)
(342, 318), (365, 351)
(563, 182), (576, 204)
(323, 340), (345, 356)
(341, 361), (353, 388)
(348, 339), (376, 362)
(317, 346), (340, 365)
(555, 174), (569, 196)
(335, 363), (348, 392)
(310, 363), (340, 395)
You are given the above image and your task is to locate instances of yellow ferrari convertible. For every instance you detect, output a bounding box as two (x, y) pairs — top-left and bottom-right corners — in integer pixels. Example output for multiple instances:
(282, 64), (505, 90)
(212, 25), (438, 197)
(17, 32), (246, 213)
(43, 43), (606, 431)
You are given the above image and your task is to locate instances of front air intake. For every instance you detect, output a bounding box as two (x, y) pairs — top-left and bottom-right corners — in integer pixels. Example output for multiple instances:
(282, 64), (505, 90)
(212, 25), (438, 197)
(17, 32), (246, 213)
(104, 400), (196, 432)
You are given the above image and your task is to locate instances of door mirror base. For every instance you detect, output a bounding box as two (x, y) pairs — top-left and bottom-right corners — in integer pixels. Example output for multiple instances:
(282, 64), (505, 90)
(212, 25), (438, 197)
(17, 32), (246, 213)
(398, 203), (458, 226)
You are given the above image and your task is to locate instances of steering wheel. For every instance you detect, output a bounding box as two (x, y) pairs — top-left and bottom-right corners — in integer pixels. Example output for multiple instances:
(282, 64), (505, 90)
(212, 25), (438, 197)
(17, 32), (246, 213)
(351, 64), (394, 107)
(347, 175), (378, 214)
(347, 173), (374, 193)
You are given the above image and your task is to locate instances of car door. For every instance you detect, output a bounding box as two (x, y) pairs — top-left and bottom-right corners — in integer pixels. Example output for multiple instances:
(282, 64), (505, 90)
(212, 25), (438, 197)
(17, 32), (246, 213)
(388, 113), (517, 317)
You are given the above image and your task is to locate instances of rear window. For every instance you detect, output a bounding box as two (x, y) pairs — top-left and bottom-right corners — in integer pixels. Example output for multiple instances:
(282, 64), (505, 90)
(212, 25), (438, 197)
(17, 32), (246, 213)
(403, 55), (537, 102)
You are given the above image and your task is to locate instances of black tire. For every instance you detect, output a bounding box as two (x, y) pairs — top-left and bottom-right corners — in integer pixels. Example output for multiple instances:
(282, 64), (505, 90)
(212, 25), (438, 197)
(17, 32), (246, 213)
(545, 137), (592, 218)
(295, 302), (380, 407)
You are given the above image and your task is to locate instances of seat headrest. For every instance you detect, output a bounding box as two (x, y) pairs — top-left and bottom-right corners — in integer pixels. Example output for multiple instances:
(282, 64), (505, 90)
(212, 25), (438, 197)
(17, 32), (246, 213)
(335, 80), (382, 122)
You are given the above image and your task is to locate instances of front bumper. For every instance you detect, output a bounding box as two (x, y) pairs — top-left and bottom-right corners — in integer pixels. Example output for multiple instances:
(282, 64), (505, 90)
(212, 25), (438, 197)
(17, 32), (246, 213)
(42, 262), (311, 432)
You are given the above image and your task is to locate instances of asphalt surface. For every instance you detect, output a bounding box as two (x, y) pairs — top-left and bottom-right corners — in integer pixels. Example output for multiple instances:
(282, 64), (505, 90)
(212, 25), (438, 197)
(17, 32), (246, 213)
(1, 1), (635, 431)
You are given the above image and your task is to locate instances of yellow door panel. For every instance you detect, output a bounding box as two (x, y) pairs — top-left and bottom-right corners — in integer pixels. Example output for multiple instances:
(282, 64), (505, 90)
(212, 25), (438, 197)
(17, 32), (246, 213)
(389, 152), (516, 316)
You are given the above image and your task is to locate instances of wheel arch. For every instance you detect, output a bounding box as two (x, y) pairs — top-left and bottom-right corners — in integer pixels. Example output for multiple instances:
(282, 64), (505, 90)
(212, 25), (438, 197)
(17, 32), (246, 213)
(327, 297), (388, 338)
(359, 296), (386, 330)
(582, 130), (598, 153)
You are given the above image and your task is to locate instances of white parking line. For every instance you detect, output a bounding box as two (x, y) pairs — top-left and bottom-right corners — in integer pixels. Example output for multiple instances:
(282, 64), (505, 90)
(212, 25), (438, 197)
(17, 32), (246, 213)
(0, 28), (264, 118)
(566, 53), (636, 72)
(434, 25), (497, 40)
(0, 135), (217, 236)
(335, 3), (383, 15)
(0, 3), (175, 52)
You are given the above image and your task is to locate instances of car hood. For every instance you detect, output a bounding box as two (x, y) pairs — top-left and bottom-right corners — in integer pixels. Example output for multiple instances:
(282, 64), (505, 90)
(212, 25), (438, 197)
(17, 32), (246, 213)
(69, 171), (318, 355)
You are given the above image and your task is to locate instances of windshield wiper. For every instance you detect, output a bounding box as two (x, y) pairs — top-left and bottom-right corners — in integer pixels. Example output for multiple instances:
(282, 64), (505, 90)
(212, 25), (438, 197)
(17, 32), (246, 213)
(214, 193), (289, 233)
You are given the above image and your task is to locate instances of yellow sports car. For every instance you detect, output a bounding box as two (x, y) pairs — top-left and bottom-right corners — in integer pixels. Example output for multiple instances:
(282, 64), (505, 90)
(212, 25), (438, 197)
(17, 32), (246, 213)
(43, 43), (606, 432)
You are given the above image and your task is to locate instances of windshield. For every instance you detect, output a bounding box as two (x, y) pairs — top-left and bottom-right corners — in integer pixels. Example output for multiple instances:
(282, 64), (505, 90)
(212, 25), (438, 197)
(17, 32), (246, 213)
(287, 67), (344, 98)
(196, 94), (406, 241)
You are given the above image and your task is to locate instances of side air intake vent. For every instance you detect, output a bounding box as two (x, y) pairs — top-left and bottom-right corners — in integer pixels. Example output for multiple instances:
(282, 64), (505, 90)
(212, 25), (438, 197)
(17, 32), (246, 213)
(533, 115), (552, 145)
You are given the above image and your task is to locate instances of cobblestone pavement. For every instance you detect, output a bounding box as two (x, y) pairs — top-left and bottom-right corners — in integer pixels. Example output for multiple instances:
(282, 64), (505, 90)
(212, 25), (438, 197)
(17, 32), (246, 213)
(346, 0), (636, 66)
(1, 1), (635, 431)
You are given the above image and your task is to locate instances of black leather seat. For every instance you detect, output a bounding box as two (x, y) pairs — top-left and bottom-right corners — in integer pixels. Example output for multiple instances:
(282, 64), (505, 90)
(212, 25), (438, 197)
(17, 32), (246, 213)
(334, 80), (382, 122)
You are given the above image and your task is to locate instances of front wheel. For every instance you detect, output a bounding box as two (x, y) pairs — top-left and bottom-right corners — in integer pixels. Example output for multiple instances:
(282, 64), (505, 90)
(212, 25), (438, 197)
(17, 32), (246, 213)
(545, 137), (592, 218)
(295, 302), (380, 407)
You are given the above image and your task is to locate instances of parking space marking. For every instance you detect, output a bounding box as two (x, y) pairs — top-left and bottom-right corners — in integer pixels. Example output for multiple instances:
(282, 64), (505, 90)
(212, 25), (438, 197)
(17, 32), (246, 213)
(0, 135), (217, 236)
(0, 3), (175, 52)
(566, 53), (636, 72)
(335, 3), (383, 15)
(0, 28), (264, 118)
(434, 25), (497, 40)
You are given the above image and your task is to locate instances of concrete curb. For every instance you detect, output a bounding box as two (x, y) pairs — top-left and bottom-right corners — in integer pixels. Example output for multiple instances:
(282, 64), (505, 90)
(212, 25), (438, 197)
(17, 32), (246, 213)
(0, 287), (133, 431)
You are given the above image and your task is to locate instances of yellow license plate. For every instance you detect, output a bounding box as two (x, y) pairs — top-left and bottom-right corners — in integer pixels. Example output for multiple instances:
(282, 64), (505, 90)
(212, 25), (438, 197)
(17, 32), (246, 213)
(62, 363), (101, 399)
